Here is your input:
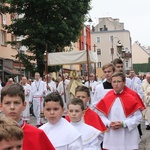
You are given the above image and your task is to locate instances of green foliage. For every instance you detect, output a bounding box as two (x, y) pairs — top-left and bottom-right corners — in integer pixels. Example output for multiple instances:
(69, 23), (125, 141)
(0, 0), (91, 76)
(133, 57), (150, 74)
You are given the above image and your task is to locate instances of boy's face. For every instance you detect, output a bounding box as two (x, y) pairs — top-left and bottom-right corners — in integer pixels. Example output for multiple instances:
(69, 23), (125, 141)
(0, 95), (26, 122)
(103, 66), (114, 81)
(44, 101), (64, 125)
(0, 139), (23, 150)
(68, 104), (84, 122)
(115, 64), (124, 72)
(75, 91), (90, 106)
(111, 76), (125, 93)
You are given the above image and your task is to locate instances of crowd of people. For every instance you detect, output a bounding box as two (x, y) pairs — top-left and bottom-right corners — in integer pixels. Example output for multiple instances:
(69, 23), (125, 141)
(0, 58), (149, 149)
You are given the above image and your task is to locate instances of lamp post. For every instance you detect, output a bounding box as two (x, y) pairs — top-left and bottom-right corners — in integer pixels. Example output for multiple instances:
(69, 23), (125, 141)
(111, 36), (122, 62)
(93, 44), (97, 81)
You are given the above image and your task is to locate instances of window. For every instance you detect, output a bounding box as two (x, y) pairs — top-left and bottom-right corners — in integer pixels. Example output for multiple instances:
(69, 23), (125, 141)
(11, 34), (17, 48)
(97, 62), (101, 68)
(99, 25), (107, 31)
(2, 13), (6, 25)
(97, 49), (101, 55)
(1, 30), (6, 45)
(96, 37), (100, 43)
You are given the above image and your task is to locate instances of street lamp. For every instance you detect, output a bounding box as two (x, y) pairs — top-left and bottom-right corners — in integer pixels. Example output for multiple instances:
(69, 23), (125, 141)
(110, 36), (122, 61)
(93, 44), (97, 81)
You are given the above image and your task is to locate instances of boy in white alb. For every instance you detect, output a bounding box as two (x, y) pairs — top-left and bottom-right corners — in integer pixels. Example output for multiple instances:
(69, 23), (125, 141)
(67, 98), (103, 150)
(39, 92), (83, 150)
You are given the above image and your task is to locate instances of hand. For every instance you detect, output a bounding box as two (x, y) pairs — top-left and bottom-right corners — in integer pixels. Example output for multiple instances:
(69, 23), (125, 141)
(110, 122), (116, 130)
(110, 121), (122, 130)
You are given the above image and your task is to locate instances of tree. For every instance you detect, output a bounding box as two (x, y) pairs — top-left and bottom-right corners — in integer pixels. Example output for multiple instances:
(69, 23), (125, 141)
(0, 0), (91, 76)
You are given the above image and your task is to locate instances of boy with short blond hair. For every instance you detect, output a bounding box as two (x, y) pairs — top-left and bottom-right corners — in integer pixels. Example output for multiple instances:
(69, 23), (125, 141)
(0, 83), (55, 150)
(68, 98), (103, 150)
(0, 117), (23, 150)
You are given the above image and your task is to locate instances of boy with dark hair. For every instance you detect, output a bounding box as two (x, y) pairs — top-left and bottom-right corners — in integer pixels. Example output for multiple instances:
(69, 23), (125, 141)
(39, 92), (83, 150)
(66, 85), (107, 132)
(0, 117), (23, 150)
(0, 83), (55, 150)
(68, 98), (103, 150)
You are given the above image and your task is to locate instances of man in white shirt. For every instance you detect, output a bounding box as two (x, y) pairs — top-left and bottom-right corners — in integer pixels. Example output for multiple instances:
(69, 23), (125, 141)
(84, 73), (99, 104)
(45, 74), (56, 95)
(29, 72), (47, 126)
(130, 69), (142, 86)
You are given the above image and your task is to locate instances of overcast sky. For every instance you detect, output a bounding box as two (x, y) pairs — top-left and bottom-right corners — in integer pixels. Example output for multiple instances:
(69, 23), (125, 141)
(89, 0), (150, 47)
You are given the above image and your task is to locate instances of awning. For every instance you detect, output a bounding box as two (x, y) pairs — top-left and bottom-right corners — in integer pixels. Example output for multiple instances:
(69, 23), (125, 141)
(4, 67), (20, 75)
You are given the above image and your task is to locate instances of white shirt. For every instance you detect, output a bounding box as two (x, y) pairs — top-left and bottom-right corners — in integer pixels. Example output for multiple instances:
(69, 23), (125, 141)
(39, 118), (83, 150)
(84, 80), (99, 103)
(45, 80), (56, 95)
(91, 83), (111, 109)
(23, 83), (31, 100)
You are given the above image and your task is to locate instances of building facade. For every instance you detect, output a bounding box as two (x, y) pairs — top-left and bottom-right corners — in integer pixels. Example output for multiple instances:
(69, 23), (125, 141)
(132, 41), (150, 64)
(91, 17), (132, 77)
(0, 7), (31, 82)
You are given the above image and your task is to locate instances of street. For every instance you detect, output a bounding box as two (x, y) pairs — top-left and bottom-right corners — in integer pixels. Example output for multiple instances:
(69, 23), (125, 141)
(29, 115), (150, 150)
(139, 120), (150, 150)
(0, 112), (149, 150)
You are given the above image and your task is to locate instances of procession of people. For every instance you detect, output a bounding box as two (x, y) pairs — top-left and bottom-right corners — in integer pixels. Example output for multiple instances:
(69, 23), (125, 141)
(0, 59), (149, 149)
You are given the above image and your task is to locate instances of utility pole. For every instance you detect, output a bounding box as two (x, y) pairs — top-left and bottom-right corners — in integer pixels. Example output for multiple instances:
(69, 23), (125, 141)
(93, 44), (97, 81)
(111, 36), (114, 62)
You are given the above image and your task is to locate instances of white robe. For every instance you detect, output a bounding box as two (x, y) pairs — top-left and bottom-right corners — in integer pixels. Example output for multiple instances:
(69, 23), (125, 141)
(21, 83), (31, 121)
(84, 80), (99, 104)
(39, 118), (83, 150)
(29, 79), (47, 125)
(91, 83), (111, 109)
(125, 77), (132, 89)
(70, 119), (103, 150)
(45, 80), (56, 95)
(97, 97), (142, 150)
(57, 79), (70, 109)
(131, 76), (142, 86)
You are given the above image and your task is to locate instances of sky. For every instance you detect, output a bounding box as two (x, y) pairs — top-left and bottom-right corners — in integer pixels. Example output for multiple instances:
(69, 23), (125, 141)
(89, 0), (150, 47)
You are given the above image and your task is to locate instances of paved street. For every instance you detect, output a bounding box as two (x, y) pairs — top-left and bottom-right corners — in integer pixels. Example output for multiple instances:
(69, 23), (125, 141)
(139, 120), (150, 150)
(29, 115), (150, 150)
(0, 112), (150, 149)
